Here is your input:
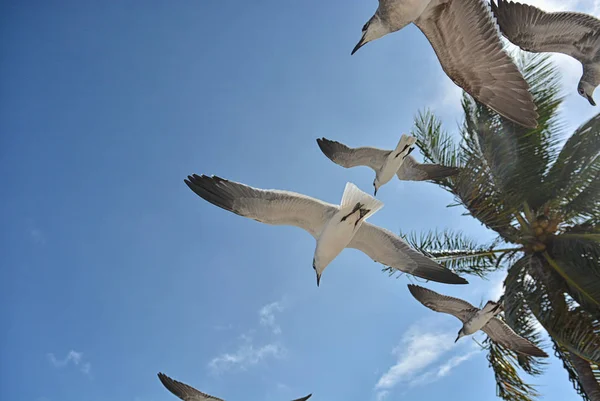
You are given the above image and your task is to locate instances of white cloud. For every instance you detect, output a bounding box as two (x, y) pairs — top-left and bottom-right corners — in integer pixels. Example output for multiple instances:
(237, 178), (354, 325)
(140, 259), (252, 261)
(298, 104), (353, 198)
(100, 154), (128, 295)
(208, 299), (287, 373)
(208, 342), (285, 372)
(47, 350), (91, 375)
(259, 301), (284, 335)
(488, 272), (507, 301)
(375, 325), (455, 390)
(409, 349), (480, 387)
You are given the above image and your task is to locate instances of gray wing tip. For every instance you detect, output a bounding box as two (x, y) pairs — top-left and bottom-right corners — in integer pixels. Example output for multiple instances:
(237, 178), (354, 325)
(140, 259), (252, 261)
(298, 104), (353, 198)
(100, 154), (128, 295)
(157, 372), (185, 399)
(184, 174), (237, 214)
(292, 394), (313, 401)
(414, 266), (469, 285)
(407, 284), (438, 301)
(316, 137), (340, 161)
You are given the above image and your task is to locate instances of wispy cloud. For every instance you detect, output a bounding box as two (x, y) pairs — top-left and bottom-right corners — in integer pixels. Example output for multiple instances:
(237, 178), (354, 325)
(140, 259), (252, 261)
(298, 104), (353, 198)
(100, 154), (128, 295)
(374, 322), (482, 400)
(208, 299), (287, 374)
(375, 325), (455, 390)
(47, 350), (91, 375)
(209, 341), (285, 372)
(259, 301), (284, 335)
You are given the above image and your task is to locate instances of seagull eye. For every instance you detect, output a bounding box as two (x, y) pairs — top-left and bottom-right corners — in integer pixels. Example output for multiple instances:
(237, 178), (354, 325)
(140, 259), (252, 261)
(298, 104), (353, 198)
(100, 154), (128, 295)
(578, 87), (585, 95)
(362, 22), (369, 32)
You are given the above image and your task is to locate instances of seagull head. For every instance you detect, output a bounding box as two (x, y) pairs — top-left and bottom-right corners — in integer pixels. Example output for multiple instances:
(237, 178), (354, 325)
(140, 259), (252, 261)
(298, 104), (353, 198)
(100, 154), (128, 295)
(352, 14), (390, 55)
(455, 329), (465, 343)
(372, 178), (380, 196)
(578, 80), (597, 106)
(313, 258), (323, 287)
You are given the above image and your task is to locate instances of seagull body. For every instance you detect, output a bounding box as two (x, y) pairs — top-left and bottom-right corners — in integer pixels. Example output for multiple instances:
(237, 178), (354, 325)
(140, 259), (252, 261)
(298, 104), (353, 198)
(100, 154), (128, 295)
(353, 0), (539, 128)
(316, 135), (459, 195)
(157, 372), (312, 401)
(185, 174), (468, 286)
(407, 285), (548, 357)
(491, 0), (600, 105)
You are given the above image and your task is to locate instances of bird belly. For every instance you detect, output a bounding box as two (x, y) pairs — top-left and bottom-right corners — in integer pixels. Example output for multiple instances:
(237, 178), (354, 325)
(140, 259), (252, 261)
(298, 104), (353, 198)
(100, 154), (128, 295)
(464, 312), (494, 335)
(314, 216), (359, 267)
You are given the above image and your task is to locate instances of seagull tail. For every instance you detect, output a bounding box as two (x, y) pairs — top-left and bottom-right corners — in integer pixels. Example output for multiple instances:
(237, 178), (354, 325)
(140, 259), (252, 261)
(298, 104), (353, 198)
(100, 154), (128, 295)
(340, 182), (383, 219)
(394, 133), (417, 154)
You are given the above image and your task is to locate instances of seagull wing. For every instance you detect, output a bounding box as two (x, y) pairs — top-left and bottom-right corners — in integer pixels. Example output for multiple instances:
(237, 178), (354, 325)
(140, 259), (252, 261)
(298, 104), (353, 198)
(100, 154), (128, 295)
(291, 395), (312, 401)
(185, 174), (337, 238)
(491, 0), (600, 61)
(414, 0), (538, 128)
(482, 318), (549, 357)
(317, 137), (390, 171)
(396, 155), (460, 181)
(348, 223), (468, 284)
(158, 373), (225, 401)
(407, 284), (477, 322)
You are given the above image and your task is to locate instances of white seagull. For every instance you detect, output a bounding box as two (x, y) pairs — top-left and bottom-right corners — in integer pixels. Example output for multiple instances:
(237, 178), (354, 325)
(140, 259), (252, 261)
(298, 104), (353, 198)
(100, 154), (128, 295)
(407, 285), (548, 357)
(491, 0), (600, 106)
(316, 134), (460, 195)
(158, 372), (312, 401)
(352, 0), (538, 128)
(185, 174), (468, 286)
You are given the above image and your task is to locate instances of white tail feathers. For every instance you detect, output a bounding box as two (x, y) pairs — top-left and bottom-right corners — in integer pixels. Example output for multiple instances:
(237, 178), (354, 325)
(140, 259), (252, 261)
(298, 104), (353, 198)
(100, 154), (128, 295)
(394, 134), (417, 153)
(340, 182), (384, 220)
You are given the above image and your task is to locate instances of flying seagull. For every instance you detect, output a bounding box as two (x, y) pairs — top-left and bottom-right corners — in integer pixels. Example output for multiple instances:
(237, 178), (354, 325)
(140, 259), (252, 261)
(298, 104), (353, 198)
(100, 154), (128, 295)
(407, 285), (548, 357)
(157, 372), (312, 401)
(316, 135), (460, 195)
(185, 174), (468, 286)
(352, 0), (538, 128)
(491, 0), (600, 106)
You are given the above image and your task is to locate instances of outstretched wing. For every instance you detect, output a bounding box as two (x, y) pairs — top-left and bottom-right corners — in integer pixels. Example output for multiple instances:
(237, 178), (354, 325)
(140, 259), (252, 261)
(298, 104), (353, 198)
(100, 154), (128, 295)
(491, 0), (600, 61)
(482, 318), (549, 357)
(415, 0), (538, 128)
(396, 155), (460, 181)
(158, 373), (225, 401)
(349, 224), (468, 284)
(185, 174), (338, 238)
(317, 137), (390, 171)
(407, 284), (477, 322)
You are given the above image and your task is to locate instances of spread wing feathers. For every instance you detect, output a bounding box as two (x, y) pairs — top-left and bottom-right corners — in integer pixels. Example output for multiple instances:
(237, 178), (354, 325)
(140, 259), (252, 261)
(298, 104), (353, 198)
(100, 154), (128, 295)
(482, 318), (549, 357)
(185, 174), (337, 238)
(415, 0), (538, 128)
(407, 284), (477, 321)
(396, 155), (460, 181)
(349, 224), (468, 284)
(157, 373), (225, 401)
(491, 0), (600, 61)
(317, 137), (390, 170)
(291, 395), (313, 401)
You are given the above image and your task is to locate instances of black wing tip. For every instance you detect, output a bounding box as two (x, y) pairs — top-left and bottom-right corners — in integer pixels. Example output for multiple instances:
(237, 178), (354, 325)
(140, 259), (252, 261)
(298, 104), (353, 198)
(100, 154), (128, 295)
(293, 394), (313, 401)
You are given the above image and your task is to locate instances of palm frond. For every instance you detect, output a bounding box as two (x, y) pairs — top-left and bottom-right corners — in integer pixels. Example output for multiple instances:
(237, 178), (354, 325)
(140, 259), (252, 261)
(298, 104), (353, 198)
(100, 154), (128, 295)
(502, 255), (547, 375)
(545, 112), (600, 220)
(522, 256), (600, 364)
(548, 235), (600, 319)
(411, 109), (461, 190)
(390, 229), (508, 277)
(486, 337), (540, 401)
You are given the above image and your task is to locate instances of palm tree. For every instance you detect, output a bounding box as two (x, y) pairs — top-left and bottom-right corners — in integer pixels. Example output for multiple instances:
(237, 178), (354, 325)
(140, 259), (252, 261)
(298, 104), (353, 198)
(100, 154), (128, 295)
(386, 54), (600, 401)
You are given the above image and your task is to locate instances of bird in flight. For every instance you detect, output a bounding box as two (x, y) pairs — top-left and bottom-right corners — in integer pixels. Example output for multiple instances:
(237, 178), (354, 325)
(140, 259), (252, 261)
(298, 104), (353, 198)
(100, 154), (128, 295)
(491, 0), (600, 106)
(352, 0), (539, 128)
(317, 135), (459, 196)
(407, 285), (548, 357)
(185, 174), (468, 286)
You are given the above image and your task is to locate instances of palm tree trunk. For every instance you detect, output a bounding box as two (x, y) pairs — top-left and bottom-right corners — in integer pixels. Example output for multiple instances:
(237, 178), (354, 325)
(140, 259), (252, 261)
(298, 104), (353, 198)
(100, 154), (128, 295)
(570, 353), (600, 401)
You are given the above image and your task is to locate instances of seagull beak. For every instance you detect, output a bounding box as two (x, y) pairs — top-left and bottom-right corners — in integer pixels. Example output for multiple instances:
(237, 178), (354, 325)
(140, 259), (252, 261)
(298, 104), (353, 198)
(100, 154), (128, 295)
(351, 36), (367, 55)
(316, 273), (321, 287)
(587, 94), (596, 106)
(454, 335), (460, 343)
(373, 187), (378, 196)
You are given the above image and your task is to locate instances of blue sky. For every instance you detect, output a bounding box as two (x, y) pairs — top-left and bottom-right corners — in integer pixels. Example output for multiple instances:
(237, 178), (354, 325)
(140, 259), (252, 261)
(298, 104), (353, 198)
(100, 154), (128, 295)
(1, 1), (598, 401)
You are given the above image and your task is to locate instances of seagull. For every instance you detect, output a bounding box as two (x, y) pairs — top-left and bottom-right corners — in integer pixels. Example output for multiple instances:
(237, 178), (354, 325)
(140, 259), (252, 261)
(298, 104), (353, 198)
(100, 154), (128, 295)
(491, 0), (600, 106)
(157, 372), (312, 401)
(352, 0), (539, 128)
(316, 135), (460, 195)
(185, 174), (468, 286)
(407, 285), (548, 357)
